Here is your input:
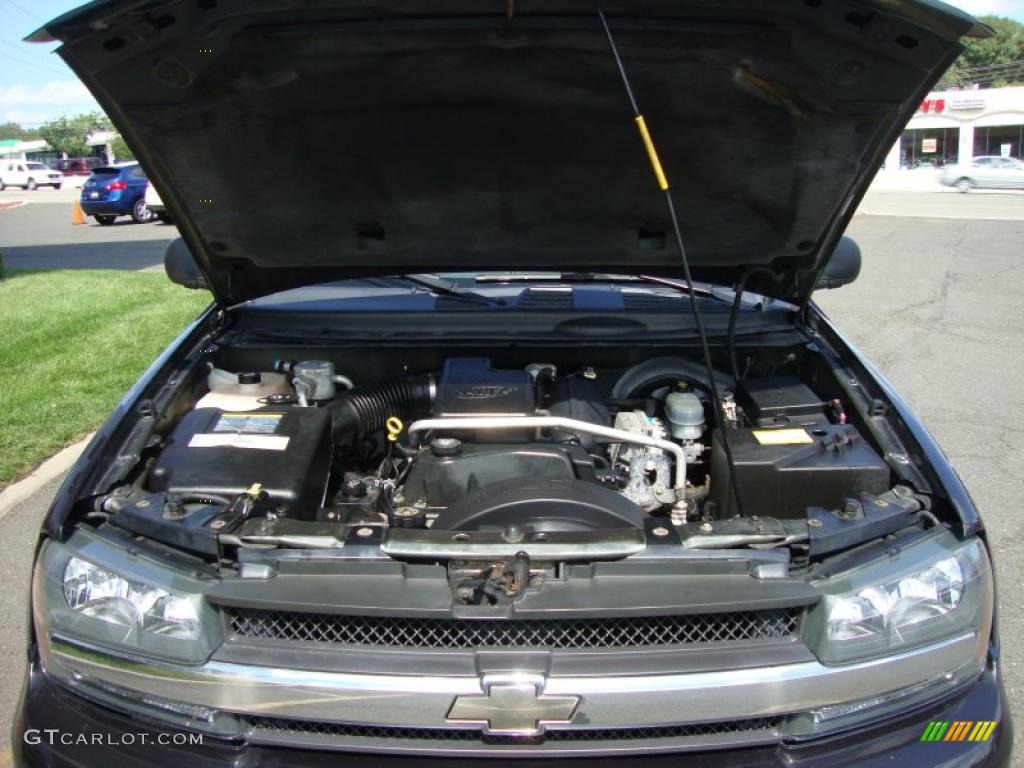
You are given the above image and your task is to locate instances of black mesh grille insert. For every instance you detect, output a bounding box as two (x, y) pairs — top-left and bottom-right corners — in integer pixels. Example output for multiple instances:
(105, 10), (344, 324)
(248, 716), (781, 744)
(227, 608), (800, 649)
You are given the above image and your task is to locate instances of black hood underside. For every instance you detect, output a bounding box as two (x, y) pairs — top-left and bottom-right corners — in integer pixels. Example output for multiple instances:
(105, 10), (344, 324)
(37, 0), (980, 304)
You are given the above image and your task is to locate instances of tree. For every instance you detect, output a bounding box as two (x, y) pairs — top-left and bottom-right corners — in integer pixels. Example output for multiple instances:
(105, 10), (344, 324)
(939, 15), (1024, 88)
(109, 135), (135, 162)
(37, 112), (111, 157)
(0, 122), (40, 141)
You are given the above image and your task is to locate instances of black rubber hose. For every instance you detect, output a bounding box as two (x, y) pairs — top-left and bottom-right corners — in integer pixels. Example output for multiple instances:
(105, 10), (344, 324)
(727, 267), (779, 382)
(327, 373), (435, 443)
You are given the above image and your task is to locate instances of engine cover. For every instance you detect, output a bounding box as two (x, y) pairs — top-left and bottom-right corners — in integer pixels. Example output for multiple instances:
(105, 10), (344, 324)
(433, 358), (535, 417)
(400, 442), (598, 511)
(433, 477), (647, 532)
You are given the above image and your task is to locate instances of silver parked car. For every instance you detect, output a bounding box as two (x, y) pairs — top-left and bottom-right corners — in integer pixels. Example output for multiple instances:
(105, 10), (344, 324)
(940, 155), (1024, 192)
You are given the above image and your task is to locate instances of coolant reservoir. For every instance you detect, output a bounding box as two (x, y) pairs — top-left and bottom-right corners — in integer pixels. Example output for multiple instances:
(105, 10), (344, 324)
(196, 370), (291, 411)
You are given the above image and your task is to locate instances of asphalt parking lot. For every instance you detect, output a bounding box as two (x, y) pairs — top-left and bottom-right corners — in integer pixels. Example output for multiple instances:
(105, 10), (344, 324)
(0, 185), (177, 270)
(0, 185), (1022, 764)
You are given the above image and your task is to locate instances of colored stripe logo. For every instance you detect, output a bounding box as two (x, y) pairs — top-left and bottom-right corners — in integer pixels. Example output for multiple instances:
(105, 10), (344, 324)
(921, 721), (997, 742)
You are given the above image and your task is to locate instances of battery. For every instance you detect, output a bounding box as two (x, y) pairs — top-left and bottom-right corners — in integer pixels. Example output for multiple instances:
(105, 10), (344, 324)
(147, 407), (331, 518)
(710, 424), (890, 518)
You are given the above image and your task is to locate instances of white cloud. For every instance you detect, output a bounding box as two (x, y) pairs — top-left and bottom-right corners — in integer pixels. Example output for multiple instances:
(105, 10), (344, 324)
(945, 0), (1024, 19)
(0, 80), (100, 124)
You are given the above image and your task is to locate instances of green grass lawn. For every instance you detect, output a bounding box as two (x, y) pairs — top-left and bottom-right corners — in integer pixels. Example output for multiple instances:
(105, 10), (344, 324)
(0, 270), (211, 486)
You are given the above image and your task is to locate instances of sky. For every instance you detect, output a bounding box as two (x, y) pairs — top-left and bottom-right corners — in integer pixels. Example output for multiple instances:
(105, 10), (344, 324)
(2, 0), (1024, 127)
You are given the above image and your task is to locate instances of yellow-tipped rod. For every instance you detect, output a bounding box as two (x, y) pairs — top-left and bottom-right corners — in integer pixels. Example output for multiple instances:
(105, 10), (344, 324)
(634, 114), (669, 192)
(595, 3), (743, 516)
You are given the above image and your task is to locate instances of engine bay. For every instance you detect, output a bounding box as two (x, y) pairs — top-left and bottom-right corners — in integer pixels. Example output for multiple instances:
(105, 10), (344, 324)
(85, 342), (935, 603)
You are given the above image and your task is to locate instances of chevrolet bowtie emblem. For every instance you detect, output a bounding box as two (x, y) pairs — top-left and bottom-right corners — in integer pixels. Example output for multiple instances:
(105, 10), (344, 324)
(447, 682), (580, 736)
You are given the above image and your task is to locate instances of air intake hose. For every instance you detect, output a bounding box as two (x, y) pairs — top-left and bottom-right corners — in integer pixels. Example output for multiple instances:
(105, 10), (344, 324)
(327, 373), (435, 443)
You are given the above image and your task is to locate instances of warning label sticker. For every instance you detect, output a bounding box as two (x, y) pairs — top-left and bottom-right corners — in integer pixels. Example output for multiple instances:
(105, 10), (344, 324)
(189, 433), (290, 451)
(213, 412), (282, 434)
(751, 428), (813, 446)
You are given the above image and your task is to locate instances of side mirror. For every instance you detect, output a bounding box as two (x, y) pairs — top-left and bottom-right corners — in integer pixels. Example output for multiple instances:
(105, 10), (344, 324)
(817, 236), (861, 290)
(164, 238), (207, 290)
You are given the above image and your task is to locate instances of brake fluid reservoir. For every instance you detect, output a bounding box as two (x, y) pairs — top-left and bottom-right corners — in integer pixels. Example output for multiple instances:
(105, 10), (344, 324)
(196, 370), (291, 411)
(665, 391), (705, 440)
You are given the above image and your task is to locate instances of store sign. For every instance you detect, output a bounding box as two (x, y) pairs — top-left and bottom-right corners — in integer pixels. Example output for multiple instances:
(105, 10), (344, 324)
(919, 98), (946, 113)
(1001, 144), (1012, 158)
(918, 95), (985, 113)
(949, 95), (985, 110)
(921, 138), (938, 153)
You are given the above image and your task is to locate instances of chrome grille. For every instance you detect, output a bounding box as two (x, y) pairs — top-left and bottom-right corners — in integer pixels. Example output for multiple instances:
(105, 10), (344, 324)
(227, 608), (800, 649)
(248, 716), (781, 744)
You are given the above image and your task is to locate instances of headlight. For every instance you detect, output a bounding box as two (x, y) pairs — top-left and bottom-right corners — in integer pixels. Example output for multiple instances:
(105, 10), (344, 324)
(826, 555), (964, 642)
(34, 534), (219, 664)
(806, 533), (992, 666)
(63, 557), (200, 640)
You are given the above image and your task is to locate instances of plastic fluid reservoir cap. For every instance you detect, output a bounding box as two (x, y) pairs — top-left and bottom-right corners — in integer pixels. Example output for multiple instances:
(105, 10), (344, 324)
(432, 437), (463, 457)
(665, 391), (705, 440)
(238, 372), (262, 385)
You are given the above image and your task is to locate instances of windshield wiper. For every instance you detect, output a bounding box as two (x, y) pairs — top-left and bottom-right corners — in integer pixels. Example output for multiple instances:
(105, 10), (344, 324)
(397, 274), (503, 307)
(476, 272), (725, 298)
(476, 272), (772, 308)
(476, 271), (712, 289)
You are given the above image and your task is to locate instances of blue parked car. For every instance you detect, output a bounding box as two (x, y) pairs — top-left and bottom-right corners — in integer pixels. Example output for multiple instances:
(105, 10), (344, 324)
(80, 163), (154, 224)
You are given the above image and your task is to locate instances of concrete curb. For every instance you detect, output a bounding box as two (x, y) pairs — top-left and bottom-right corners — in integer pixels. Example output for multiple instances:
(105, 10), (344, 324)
(0, 434), (94, 522)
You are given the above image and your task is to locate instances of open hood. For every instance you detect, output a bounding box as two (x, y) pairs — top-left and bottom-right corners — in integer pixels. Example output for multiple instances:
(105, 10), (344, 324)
(36, 0), (984, 305)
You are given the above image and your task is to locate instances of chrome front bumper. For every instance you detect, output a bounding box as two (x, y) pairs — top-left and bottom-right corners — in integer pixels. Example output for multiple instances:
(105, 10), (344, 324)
(42, 631), (981, 730)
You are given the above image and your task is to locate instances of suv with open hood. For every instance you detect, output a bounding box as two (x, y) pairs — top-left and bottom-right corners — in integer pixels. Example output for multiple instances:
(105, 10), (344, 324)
(14, 1), (1011, 766)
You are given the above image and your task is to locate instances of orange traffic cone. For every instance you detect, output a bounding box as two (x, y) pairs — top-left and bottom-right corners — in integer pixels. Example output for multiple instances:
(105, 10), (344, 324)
(71, 199), (86, 225)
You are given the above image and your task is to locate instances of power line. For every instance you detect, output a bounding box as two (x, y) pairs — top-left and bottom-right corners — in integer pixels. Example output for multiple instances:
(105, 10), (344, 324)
(0, 75), (75, 85)
(0, 71), (76, 82)
(2, 101), (105, 118)
(3, 0), (43, 25)
(0, 39), (58, 56)
(963, 57), (1024, 72)
(0, 48), (71, 78)
(940, 57), (1024, 86)
(0, 41), (69, 71)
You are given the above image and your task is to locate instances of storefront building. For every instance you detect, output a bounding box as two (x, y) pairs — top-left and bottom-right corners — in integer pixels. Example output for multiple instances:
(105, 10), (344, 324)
(0, 132), (120, 165)
(882, 85), (1024, 170)
(0, 139), (50, 163)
